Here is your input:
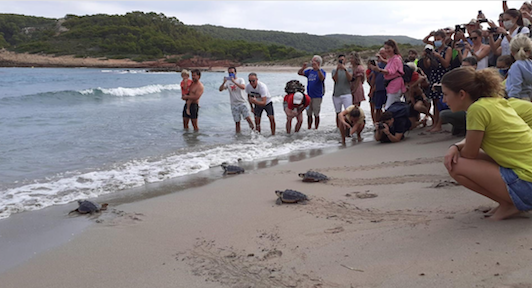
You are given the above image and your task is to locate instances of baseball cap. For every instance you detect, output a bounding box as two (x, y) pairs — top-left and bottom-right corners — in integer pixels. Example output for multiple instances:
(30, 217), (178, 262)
(424, 44), (434, 51)
(293, 92), (304, 105)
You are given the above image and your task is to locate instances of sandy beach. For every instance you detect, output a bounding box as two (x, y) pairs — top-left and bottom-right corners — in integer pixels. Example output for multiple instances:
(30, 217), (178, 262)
(1, 129), (531, 288)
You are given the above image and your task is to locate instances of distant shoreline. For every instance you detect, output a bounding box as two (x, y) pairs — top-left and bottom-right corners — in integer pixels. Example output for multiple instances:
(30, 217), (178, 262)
(0, 49), (312, 72)
(0, 50), (346, 73)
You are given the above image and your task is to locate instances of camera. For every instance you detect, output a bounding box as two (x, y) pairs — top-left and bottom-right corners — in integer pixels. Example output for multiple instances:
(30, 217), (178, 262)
(369, 59), (376, 66)
(455, 24), (465, 33)
(434, 85), (442, 93)
(377, 122), (385, 130)
(339, 59), (344, 64)
(488, 27), (498, 33)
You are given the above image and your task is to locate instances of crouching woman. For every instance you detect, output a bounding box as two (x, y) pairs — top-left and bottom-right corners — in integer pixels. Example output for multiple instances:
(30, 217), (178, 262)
(442, 67), (532, 220)
(338, 105), (365, 145)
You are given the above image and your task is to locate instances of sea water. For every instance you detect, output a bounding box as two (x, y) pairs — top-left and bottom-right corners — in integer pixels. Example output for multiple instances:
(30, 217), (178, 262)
(0, 67), (373, 219)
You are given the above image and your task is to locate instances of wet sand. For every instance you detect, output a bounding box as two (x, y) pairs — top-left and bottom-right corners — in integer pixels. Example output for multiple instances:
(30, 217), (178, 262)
(1, 130), (532, 288)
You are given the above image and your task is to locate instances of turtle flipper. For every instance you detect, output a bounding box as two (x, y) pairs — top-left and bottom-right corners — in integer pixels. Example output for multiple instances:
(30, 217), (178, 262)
(276, 198), (283, 205)
(68, 209), (79, 215)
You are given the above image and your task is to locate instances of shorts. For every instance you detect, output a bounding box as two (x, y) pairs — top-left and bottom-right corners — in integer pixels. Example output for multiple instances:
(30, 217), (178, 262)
(333, 94), (352, 113)
(183, 103), (199, 119)
(307, 97), (323, 117)
(499, 167), (532, 211)
(231, 103), (250, 122)
(373, 90), (387, 110)
(254, 102), (274, 117)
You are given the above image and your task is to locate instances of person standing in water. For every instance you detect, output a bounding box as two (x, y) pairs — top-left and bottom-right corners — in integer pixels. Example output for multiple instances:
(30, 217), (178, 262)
(182, 69), (204, 131)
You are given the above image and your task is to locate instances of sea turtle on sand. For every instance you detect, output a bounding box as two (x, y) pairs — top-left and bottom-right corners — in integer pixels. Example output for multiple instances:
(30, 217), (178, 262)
(69, 200), (108, 215)
(298, 171), (329, 182)
(221, 162), (245, 175)
(275, 189), (309, 205)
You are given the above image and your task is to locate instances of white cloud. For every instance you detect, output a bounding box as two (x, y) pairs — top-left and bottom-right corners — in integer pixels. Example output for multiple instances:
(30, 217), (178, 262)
(1, 1), (528, 39)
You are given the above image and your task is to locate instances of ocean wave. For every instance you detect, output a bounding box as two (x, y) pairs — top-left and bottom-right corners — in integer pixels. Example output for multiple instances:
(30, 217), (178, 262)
(79, 84), (181, 97)
(0, 130), (340, 220)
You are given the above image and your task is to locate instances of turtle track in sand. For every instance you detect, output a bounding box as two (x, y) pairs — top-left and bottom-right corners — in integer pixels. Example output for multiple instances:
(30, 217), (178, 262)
(294, 198), (457, 226)
(179, 237), (338, 288)
(324, 174), (452, 188)
(268, 157), (444, 176)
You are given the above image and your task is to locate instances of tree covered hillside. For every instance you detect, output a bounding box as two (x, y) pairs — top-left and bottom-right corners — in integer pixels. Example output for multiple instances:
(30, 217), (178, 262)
(0, 12), (306, 62)
(191, 25), (423, 53)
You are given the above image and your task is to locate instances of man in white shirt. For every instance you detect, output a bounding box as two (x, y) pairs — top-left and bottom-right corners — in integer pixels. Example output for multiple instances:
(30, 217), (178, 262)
(219, 67), (255, 133)
(245, 73), (276, 135)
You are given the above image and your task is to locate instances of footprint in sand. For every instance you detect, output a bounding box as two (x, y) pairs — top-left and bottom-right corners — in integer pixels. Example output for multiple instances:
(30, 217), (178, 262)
(430, 180), (461, 188)
(355, 193), (378, 199)
(324, 226), (344, 234)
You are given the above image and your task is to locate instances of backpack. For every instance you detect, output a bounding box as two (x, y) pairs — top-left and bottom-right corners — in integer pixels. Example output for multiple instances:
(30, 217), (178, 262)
(449, 48), (462, 70)
(386, 101), (410, 120)
(384, 63), (413, 87)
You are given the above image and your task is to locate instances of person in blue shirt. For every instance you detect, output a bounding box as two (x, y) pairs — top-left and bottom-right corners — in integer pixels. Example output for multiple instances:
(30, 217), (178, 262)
(298, 55), (326, 129)
(506, 34), (532, 100)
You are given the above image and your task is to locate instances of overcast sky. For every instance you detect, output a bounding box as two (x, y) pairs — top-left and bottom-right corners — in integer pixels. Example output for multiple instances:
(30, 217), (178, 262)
(2, 1), (526, 39)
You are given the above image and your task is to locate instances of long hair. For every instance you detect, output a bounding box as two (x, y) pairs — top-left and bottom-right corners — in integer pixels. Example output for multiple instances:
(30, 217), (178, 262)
(384, 39), (400, 56)
(351, 52), (361, 66)
(441, 67), (503, 101)
(504, 8), (524, 27)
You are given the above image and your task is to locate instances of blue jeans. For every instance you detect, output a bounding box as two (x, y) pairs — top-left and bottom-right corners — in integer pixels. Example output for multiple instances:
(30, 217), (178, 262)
(499, 167), (532, 211)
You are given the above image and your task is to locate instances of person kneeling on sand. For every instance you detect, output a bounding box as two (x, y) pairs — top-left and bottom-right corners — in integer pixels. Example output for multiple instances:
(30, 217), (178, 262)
(374, 109), (410, 143)
(442, 67), (532, 221)
(338, 105), (365, 145)
(284, 91), (311, 134)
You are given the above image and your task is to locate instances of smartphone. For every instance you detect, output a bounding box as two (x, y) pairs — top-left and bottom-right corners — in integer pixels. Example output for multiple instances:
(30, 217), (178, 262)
(339, 59), (344, 64)
(369, 60), (376, 66)
(225, 76), (231, 81)
(488, 27), (498, 33)
(434, 85), (442, 93)
(478, 19), (488, 23)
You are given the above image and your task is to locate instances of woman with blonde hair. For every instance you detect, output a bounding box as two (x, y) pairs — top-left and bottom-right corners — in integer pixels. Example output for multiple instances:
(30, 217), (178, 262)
(350, 52), (366, 107)
(506, 34), (532, 100)
(442, 67), (532, 220)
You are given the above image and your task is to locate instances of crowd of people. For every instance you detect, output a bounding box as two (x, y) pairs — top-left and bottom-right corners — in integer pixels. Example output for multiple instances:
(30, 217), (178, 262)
(177, 1), (532, 220)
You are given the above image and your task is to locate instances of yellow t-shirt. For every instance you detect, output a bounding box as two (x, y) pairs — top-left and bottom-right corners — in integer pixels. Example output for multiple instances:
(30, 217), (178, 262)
(508, 98), (532, 129)
(344, 105), (365, 125)
(467, 97), (532, 182)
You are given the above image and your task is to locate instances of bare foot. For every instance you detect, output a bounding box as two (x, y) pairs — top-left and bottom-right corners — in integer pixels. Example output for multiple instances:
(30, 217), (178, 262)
(486, 205), (499, 215)
(489, 204), (520, 221)
(428, 127), (442, 133)
(357, 136), (363, 142)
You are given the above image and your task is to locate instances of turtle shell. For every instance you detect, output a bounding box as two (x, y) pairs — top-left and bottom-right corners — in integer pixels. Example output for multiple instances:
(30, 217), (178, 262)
(77, 200), (102, 214)
(223, 165), (245, 174)
(280, 189), (308, 203)
(300, 171), (328, 182)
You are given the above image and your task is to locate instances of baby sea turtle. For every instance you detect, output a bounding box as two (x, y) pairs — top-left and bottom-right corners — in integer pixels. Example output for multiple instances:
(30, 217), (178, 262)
(298, 171), (329, 182)
(275, 189), (309, 205)
(221, 162), (245, 175)
(69, 200), (108, 215)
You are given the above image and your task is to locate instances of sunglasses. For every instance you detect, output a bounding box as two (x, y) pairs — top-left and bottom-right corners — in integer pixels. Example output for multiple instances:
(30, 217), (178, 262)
(470, 37), (478, 40)
(249, 80), (256, 83)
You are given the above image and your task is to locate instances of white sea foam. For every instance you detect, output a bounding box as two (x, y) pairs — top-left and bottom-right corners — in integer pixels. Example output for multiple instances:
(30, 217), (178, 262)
(79, 84), (181, 97)
(0, 131), (340, 220)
